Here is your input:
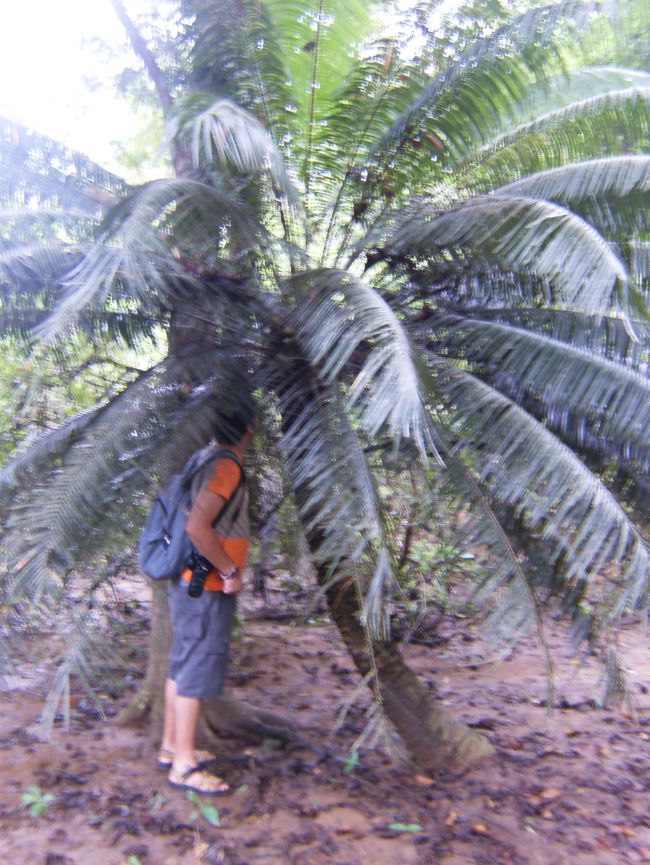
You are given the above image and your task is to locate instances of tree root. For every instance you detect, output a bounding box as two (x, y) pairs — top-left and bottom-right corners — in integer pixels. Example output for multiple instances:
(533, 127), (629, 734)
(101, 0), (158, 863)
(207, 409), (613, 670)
(113, 688), (154, 727)
(201, 695), (323, 755)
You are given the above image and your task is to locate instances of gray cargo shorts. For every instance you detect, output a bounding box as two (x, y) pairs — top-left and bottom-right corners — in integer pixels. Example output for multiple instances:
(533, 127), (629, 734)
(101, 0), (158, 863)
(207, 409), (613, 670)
(167, 578), (236, 699)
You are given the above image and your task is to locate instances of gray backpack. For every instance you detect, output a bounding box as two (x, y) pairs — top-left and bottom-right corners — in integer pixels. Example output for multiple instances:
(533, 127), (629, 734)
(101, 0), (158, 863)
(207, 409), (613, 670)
(138, 448), (244, 580)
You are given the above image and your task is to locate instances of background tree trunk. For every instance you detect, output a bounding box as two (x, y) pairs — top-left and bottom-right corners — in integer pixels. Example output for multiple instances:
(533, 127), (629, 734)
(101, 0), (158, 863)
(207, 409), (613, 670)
(115, 580), (171, 731)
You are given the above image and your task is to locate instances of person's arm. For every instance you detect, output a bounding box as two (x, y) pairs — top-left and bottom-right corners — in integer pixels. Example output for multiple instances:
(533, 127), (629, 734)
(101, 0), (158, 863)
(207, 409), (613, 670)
(186, 455), (243, 594)
(186, 488), (236, 575)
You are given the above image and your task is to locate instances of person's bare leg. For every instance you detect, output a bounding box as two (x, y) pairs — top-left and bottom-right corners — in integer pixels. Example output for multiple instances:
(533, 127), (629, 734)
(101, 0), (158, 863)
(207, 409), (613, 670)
(172, 694), (202, 769)
(160, 678), (177, 754)
(168, 694), (229, 793)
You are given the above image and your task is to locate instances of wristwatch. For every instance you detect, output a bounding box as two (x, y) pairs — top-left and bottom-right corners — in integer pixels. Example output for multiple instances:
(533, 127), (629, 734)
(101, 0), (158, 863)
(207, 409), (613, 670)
(219, 567), (238, 581)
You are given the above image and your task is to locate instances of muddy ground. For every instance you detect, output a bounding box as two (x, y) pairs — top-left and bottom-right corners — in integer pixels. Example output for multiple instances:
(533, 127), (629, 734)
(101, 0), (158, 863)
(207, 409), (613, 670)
(0, 577), (648, 865)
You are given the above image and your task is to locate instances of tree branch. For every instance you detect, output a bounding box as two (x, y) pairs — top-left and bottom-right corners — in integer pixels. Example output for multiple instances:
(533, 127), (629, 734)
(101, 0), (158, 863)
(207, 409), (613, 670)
(110, 0), (172, 114)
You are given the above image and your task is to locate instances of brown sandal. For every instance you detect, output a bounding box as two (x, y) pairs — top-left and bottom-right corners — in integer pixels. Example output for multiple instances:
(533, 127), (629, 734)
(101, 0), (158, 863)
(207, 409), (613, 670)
(168, 764), (230, 796)
(157, 748), (215, 770)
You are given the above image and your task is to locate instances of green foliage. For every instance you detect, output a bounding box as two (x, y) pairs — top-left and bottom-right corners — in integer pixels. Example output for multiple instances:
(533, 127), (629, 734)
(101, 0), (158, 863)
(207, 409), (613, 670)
(343, 749), (360, 774)
(186, 790), (221, 826)
(20, 785), (56, 818)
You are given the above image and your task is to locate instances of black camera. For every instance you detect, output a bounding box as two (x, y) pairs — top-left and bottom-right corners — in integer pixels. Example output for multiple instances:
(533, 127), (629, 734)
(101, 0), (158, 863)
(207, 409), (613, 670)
(187, 551), (212, 598)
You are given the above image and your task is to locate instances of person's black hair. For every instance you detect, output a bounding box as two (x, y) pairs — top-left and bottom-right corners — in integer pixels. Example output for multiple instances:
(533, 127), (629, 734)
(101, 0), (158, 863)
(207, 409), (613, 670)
(215, 410), (254, 445)
(212, 384), (256, 445)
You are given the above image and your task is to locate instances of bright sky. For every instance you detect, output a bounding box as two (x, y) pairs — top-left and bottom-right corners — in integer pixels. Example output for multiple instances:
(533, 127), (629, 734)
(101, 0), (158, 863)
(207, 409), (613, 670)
(0, 0), (460, 173)
(0, 0), (147, 170)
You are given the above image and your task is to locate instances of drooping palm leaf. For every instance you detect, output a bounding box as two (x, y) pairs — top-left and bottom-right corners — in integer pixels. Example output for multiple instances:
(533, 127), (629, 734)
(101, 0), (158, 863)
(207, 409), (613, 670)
(460, 87), (650, 190)
(0, 406), (104, 504)
(387, 194), (629, 312)
(36, 177), (265, 341)
(420, 311), (650, 469)
(497, 156), (650, 238)
(4, 347), (260, 604)
(0, 117), (128, 215)
(272, 355), (399, 638)
(427, 359), (649, 618)
(368, 2), (593, 164)
(291, 267), (438, 454)
(170, 94), (297, 201)
(182, 0), (295, 142)
(520, 65), (650, 114)
(441, 306), (650, 370)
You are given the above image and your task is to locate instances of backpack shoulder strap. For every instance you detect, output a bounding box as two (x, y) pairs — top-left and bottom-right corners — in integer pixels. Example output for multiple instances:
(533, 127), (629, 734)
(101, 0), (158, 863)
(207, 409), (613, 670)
(181, 446), (222, 487)
(201, 448), (246, 530)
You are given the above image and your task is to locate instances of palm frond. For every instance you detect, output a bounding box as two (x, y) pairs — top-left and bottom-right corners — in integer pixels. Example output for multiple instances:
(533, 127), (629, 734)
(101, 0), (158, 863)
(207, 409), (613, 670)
(498, 156), (650, 238)
(461, 87), (650, 190)
(0, 116), (128, 215)
(36, 177), (265, 341)
(427, 358), (649, 618)
(183, 0), (296, 144)
(291, 268), (438, 455)
(421, 311), (650, 469)
(387, 194), (629, 312)
(0, 406), (103, 504)
(0, 241), (80, 289)
(261, 0), (378, 143)
(622, 240), (650, 298)
(446, 306), (650, 370)
(39, 603), (123, 729)
(4, 348), (259, 604)
(421, 431), (550, 646)
(521, 65), (650, 113)
(170, 94), (296, 201)
(273, 359), (397, 638)
(368, 2), (593, 164)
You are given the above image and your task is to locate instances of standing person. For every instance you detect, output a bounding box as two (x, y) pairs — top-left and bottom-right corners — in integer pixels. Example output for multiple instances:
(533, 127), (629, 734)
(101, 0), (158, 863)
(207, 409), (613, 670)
(158, 411), (255, 795)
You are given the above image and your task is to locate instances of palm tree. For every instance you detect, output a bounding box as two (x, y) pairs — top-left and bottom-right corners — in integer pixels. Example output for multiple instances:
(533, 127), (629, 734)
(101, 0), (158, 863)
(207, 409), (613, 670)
(1, 0), (648, 774)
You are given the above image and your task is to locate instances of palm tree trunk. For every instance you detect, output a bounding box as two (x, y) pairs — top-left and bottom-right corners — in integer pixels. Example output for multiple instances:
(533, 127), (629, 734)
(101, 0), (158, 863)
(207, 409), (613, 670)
(315, 559), (494, 773)
(275, 348), (494, 774)
(115, 580), (171, 732)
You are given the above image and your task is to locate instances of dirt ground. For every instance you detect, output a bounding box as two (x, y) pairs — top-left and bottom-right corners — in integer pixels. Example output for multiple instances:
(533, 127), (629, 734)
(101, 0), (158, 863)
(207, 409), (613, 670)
(0, 578), (648, 865)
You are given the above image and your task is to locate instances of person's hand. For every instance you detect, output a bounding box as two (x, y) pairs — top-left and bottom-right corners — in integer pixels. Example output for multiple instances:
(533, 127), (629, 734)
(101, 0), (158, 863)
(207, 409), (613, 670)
(222, 572), (242, 595)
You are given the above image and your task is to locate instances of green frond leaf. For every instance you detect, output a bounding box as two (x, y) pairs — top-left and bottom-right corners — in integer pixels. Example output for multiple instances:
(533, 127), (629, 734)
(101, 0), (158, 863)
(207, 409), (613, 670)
(36, 177), (264, 341)
(170, 95), (296, 200)
(448, 306), (650, 370)
(369, 2), (593, 163)
(275, 365), (395, 638)
(0, 116), (128, 214)
(498, 155), (650, 226)
(185, 0), (295, 142)
(423, 311), (650, 468)
(4, 350), (259, 604)
(388, 194), (628, 312)
(292, 268), (438, 455)
(428, 359), (649, 618)
(462, 87), (650, 189)
(0, 406), (103, 504)
(0, 241), (79, 290)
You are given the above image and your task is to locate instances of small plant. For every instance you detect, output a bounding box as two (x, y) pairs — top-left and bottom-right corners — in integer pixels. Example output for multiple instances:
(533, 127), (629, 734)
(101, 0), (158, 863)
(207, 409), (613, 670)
(389, 822), (423, 833)
(186, 790), (220, 826)
(343, 749), (360, 774)
(21, 785), (56, 818)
